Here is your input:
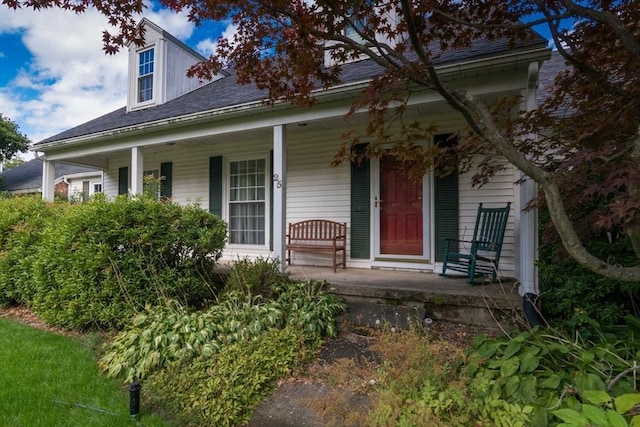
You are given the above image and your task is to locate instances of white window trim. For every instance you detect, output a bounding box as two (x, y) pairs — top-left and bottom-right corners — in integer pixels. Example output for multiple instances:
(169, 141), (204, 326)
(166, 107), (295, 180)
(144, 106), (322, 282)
(131, 45), (157, 110)
(224, 152), (271, 249)
(92, 182), (103, 194)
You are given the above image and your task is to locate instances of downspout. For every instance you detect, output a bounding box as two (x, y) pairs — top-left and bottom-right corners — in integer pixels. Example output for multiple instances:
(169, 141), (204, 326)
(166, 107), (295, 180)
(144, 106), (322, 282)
(521, 60), (542, 327)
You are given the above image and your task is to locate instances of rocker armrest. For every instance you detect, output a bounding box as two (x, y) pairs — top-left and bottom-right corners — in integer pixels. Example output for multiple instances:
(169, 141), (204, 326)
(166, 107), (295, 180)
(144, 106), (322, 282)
(443, 238), (473, 244)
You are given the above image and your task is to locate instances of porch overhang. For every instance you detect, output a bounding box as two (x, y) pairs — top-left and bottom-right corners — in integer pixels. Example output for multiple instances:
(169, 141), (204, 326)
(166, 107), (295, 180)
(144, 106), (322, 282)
(31, 45), (550, 158)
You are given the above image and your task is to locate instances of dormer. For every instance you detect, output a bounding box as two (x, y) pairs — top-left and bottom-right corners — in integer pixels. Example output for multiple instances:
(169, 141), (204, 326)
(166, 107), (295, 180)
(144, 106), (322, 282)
(324, 6), (401, 68)
(126, 19), (209, 112)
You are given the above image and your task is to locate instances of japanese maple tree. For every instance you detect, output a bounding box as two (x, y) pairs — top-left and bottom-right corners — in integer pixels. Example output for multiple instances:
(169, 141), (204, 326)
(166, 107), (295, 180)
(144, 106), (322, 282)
(3, 0), (639, 281)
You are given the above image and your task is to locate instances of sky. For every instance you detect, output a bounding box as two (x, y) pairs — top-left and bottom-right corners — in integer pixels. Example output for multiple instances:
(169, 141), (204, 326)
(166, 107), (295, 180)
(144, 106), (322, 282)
(0, 3), (232, 154)
(0, 5), (555, 157)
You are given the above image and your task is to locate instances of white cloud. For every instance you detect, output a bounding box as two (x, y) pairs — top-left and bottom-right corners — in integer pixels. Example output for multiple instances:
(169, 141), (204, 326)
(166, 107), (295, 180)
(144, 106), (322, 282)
(0, 5), (196, 143)
(196, 21), (238, 57)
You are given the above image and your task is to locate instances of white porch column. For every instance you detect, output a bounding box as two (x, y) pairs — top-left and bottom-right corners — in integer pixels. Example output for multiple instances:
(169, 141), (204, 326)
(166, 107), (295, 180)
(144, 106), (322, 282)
(41, 160), (55, 202)
(130, 147), (144, 195)
(518, 61), (540, 296)
(272, 125), (287, 271)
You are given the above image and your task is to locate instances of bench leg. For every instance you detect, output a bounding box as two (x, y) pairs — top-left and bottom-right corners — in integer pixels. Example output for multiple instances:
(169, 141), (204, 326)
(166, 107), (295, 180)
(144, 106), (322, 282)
(332, 250), (337, 273)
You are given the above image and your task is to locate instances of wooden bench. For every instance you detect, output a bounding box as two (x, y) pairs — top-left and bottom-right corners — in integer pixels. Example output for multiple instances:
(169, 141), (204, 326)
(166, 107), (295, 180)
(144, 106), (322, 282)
(286, 220), (347, 272)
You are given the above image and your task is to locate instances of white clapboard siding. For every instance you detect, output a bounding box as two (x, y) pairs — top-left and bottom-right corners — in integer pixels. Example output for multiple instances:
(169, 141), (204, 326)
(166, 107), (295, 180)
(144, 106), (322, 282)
(165, 42), (203, 102)
(100, 120), (521, 274)
(103, 151), (130, 196)
(458, 160), (516, 276)
(285, 129), (351, 268)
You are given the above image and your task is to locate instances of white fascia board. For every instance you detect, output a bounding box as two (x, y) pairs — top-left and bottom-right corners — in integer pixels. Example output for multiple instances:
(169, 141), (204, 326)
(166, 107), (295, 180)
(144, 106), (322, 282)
(35, 46), (550, 156)
(60, 171), (103, 180)
(10, 188), (42, 194)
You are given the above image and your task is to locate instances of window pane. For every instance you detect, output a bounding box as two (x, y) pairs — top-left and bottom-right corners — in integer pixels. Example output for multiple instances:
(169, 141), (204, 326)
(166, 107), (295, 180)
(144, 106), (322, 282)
(139, 75), (153, 102)
(229, 202), (265, 244)
(139, 49), (154, 76)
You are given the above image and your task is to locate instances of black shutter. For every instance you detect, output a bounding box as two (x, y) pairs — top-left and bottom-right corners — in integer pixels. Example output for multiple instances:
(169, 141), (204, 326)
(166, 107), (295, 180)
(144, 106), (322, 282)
(350, 144), (370, 259)
(209, 156), (223, 216)
(434, 134), (459, 261)
(118, 167), (128, 195)
(160, 162), (172, 200)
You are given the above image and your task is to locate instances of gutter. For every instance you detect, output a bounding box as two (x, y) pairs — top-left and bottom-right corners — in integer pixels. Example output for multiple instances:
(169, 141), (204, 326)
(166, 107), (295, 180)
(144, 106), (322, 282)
(33, 45), (551, 152)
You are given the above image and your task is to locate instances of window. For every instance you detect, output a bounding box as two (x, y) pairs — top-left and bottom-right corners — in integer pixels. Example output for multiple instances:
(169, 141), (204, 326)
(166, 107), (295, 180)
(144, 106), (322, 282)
(229, 159), (266, 245)
(93, 183), (102, 194)
(138, 49), (154, 103)
(82, 180), (90, 201)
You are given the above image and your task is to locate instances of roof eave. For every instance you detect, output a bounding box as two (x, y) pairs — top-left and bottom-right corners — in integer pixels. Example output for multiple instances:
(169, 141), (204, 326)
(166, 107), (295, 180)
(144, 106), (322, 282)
(32, 45), (551, 152)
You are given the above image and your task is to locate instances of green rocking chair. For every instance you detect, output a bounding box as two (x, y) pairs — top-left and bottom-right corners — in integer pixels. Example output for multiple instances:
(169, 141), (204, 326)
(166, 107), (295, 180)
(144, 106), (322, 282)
(440, 202), (511, 284)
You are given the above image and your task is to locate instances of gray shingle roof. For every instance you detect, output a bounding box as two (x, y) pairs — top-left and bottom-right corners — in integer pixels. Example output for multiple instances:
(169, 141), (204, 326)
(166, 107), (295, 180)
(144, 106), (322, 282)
(537, 50), (567, 105)
(36, 35), (548, 145)
(0, 159), (99, 192)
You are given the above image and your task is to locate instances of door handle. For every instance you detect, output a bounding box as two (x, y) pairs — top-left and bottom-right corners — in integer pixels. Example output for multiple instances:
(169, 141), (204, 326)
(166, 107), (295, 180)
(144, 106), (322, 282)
(375, 197), (383, 208)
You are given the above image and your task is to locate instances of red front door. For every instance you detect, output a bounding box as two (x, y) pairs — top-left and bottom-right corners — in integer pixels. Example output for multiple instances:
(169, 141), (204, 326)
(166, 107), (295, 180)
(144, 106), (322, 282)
(379, 154), (423, 255)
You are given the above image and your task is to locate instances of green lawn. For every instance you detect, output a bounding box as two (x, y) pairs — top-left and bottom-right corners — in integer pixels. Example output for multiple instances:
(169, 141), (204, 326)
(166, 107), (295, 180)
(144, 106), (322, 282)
(0, 318), (168, 427)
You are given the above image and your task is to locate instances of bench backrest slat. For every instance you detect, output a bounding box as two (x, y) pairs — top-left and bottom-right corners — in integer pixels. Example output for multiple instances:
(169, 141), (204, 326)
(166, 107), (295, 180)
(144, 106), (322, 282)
(289, 220), (346, 241)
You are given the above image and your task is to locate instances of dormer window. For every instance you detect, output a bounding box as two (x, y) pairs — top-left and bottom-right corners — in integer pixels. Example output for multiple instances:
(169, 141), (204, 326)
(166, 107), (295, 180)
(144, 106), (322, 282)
(138, 48), (154, 103)
(345, 14), (366, 41)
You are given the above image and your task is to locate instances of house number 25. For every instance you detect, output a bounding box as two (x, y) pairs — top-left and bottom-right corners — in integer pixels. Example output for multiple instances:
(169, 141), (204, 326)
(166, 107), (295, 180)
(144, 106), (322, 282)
(273, 174), (282, 188)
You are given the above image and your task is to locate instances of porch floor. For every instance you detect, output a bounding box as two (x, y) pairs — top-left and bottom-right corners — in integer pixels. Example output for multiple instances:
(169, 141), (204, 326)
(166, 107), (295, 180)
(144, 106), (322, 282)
(286, 265), (525, 329)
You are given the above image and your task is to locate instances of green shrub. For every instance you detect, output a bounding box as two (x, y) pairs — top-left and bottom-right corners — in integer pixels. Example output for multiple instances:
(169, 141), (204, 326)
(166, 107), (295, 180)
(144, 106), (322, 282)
(0, 197), (65, 305)
(224, 256), (292, 299)
(538, 207), (640, 332)
(146, 326), (318, 427)
(28, 195), (226, 330)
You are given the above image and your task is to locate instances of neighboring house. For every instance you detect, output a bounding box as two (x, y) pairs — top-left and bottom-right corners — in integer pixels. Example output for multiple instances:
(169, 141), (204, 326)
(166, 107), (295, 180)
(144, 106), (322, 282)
(64, 170), (105, 202)
(31, 18), (553, 295)
(0, 158), (102, 200)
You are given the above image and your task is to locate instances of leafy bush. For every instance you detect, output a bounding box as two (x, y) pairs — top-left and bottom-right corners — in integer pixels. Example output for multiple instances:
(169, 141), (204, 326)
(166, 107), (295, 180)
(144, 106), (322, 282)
(0, 197), (65, 305)
(26, 195), (226, 330)
(538, 207), (640, 332)
(224, 256), (292, 298)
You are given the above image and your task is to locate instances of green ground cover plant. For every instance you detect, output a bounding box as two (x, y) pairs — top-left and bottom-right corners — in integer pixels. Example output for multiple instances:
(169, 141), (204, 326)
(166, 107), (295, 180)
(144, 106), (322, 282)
(309, 322), (640, 427)
(466, 326), (640, 427)
(100, 258), (346, 426)
(0, 317), (168, 426)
